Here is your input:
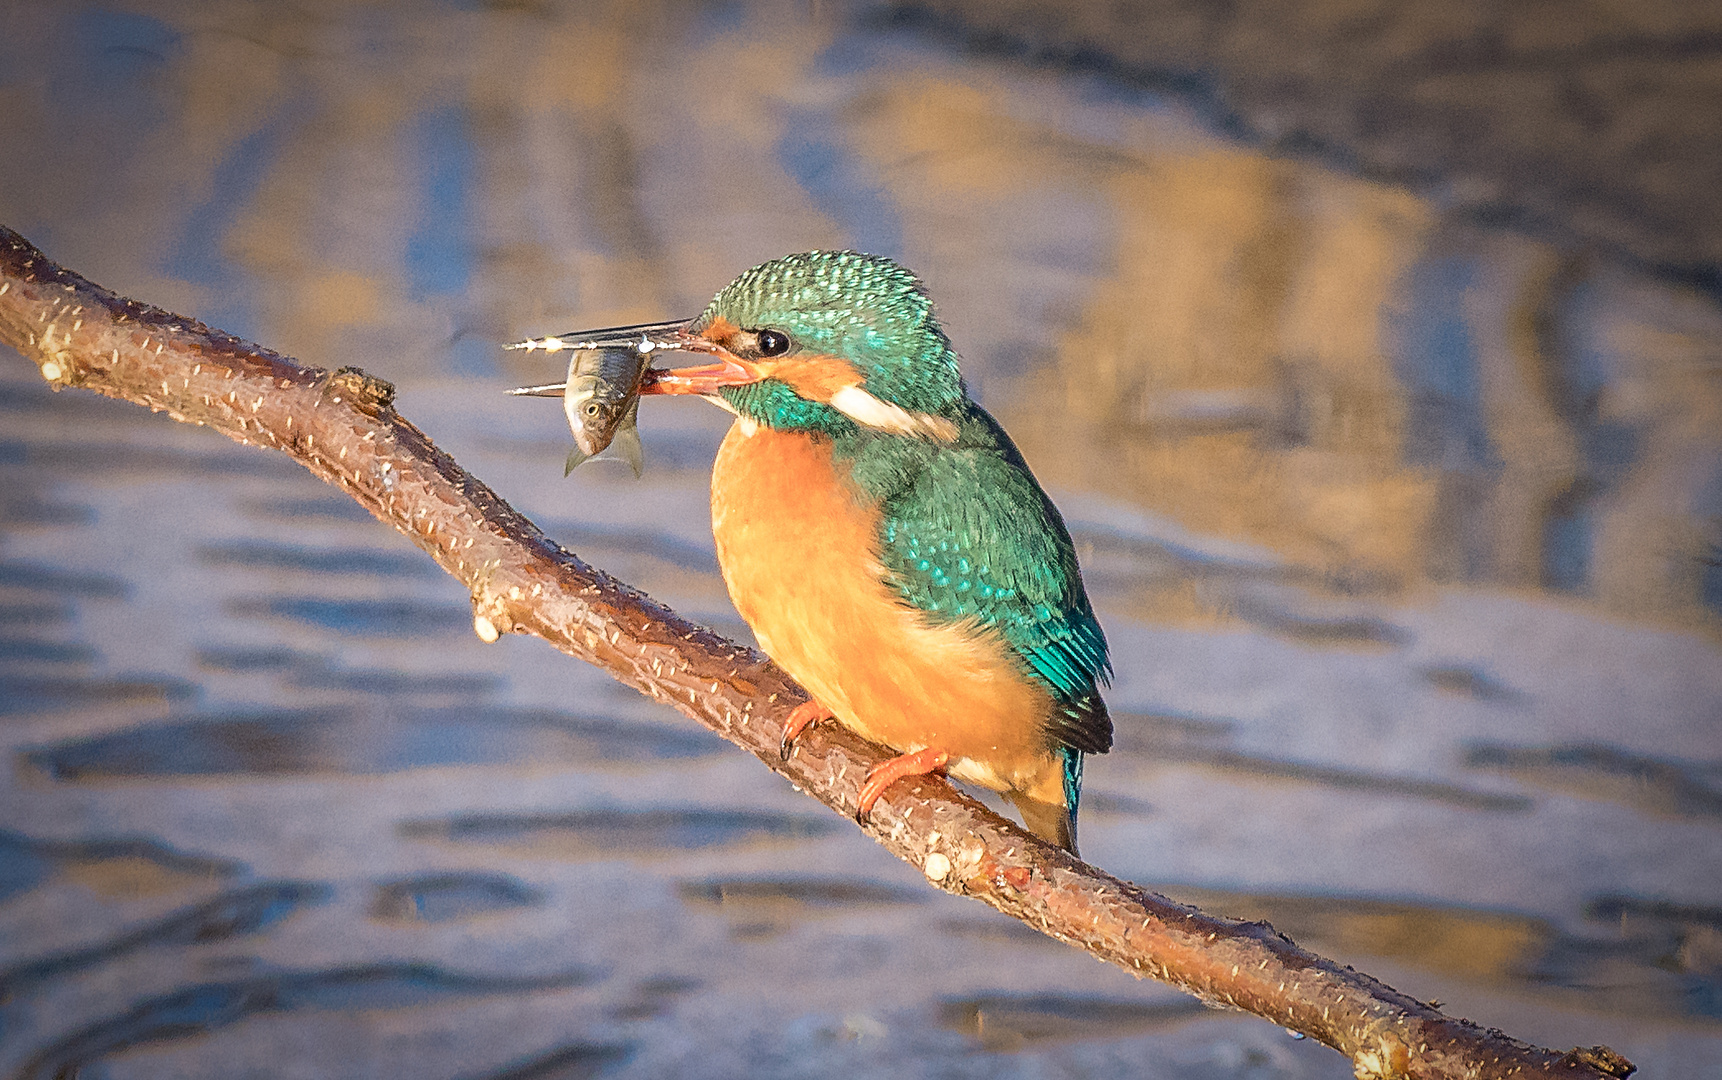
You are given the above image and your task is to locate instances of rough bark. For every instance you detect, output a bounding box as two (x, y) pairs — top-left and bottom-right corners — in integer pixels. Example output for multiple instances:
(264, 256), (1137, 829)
(0, 226), (1633, 1080)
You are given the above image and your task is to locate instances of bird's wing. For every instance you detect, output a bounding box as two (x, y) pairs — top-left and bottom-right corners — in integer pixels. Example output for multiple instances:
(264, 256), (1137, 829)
(872, 410), (1112, 756)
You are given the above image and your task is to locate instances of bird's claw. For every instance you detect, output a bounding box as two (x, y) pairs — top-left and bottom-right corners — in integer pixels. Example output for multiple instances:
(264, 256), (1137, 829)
(778, 700), (834, 761)
(853, 748), (950, 825)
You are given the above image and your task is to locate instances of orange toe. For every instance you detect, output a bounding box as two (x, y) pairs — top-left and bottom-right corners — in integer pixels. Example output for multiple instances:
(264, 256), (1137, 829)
(779, 699), (835, 760)
(856, 748), (950, 820)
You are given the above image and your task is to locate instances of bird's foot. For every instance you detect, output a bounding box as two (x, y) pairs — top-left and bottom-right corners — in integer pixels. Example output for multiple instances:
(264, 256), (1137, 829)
(855, 748), (949, 825)
(779, 700), (835, 760)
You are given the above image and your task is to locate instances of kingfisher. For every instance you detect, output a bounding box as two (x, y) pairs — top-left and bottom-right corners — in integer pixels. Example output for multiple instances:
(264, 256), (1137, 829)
(522, 252), (1111, 855)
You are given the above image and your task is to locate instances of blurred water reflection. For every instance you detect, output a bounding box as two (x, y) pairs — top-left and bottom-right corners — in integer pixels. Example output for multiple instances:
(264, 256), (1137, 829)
(1, 2), (1719, 1077)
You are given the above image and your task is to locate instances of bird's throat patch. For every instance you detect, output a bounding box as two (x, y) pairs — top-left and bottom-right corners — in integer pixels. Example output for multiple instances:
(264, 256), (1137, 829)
(828, 385), (958, 441)
(763, 354), (866, 404)
(766, 354), (957, 441)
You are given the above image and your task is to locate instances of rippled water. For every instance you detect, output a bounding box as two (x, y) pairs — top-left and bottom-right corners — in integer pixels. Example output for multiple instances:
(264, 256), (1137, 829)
(2, 2), (1720, 1077)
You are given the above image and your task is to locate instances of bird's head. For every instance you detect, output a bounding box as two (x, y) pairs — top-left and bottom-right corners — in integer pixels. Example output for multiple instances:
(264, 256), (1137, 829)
(644, 251), (964, 440)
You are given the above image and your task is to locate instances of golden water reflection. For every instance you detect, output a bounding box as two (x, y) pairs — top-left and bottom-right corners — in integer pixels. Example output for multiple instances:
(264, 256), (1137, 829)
(3, 1), (1716, 629)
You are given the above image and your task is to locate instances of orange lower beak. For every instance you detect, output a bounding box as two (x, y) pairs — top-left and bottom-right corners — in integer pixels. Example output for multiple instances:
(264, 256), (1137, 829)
(641, 352), (765, 395)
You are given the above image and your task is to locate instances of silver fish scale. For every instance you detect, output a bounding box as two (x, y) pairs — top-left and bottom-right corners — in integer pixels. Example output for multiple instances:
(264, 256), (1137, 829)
(561, 346), (648, 477)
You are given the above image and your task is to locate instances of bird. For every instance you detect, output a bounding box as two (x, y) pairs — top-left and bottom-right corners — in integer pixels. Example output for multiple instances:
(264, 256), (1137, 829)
(550, 251), (1111, 855)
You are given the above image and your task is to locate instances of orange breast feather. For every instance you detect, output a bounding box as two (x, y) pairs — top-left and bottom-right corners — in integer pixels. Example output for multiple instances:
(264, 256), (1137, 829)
(710, 421), (1063, 805)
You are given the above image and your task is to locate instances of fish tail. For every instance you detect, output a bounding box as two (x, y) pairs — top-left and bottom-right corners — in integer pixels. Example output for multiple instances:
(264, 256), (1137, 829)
(611, 400), (644, 479)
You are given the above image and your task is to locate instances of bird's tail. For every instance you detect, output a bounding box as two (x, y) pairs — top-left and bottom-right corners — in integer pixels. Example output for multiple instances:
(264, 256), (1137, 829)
(1060, 746), (1083, 857)
(1008, 748), (1083, 857)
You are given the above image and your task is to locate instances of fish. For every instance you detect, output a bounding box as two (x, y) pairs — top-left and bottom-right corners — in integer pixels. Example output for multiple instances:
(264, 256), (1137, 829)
(506, 321), (684, 477)
(557, 346), (646, 477)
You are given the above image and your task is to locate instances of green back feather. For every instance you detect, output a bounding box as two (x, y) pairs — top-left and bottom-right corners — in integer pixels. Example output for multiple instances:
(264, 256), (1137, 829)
(842, 405), (1113, 755)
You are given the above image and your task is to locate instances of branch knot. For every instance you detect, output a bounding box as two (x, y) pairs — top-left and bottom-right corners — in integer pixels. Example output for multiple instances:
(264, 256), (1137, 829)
(321, 366), (395, 414)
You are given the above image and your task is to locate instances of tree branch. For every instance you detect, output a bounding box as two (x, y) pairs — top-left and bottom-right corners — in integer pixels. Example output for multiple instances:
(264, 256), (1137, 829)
(0, 225), (1632, 1080)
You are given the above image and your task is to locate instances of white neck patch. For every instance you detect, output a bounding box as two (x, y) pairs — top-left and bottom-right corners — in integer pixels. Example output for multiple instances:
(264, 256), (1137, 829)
(828, 385), (958, 441)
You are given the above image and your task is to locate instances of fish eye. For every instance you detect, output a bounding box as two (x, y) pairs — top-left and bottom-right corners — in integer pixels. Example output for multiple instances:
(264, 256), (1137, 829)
(583, 402), (601, 416)
(755, 329), (792, 357)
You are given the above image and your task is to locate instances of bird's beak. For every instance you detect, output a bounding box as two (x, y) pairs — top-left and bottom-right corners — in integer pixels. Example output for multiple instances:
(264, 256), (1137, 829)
(504, 319), (692, 399)
(633, 325), (765, 396)
(507, 382), (568, 398)
(638, 347), (765, 396)
(504, 319), (764, 397)
(505, 319), (691, 358)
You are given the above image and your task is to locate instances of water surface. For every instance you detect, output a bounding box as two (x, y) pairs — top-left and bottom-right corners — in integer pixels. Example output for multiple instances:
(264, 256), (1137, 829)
(1, 2), (1719, 1077)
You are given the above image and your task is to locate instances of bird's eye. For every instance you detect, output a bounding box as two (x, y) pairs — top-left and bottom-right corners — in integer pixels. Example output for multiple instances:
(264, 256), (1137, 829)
(584, 402), (601, 416)
(755, 329), (792, 357)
